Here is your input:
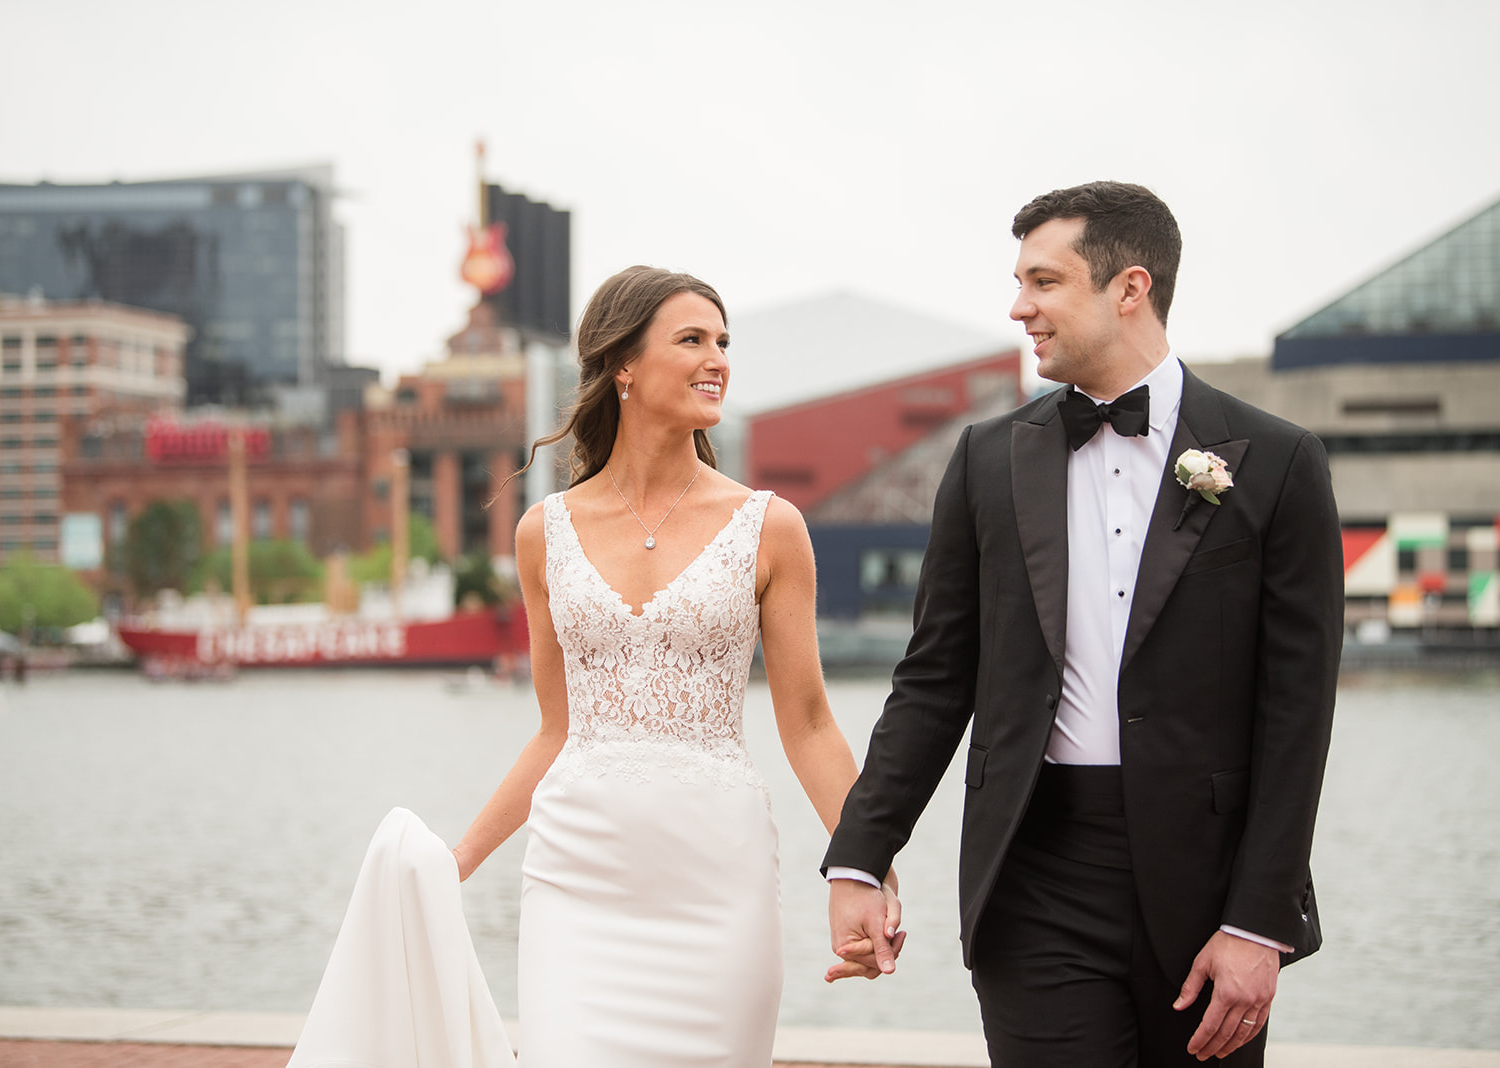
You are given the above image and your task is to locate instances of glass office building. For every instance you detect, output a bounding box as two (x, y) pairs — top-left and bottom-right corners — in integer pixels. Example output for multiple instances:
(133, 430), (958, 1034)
(0, 166), (343, 406)
(1275, 195), (1500, 369)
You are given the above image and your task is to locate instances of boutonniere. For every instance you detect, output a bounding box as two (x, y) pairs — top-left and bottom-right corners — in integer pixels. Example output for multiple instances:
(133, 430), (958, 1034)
(1173, 449), (1234, 530)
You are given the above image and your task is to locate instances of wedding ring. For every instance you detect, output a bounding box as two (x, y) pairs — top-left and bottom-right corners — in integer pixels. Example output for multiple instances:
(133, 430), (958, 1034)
(1241, 1017), (1256, 1026)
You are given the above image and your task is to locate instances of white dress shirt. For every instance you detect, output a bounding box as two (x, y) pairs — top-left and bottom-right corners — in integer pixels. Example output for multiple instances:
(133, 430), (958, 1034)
(1047, 356), (1183, 764)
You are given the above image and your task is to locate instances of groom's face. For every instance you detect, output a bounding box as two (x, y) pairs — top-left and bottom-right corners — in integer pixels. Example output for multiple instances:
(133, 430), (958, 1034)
(1010, 217), (1122, 394)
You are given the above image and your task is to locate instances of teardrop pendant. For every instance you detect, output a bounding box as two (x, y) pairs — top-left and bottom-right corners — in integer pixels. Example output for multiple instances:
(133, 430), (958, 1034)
(644, 535), (656, 550)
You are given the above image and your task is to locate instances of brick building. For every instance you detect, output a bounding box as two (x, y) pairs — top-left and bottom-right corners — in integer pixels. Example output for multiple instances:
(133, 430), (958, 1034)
(1, 295), (189, 565)
(54, 298), (531, 596)
(359, 301), (530, 562)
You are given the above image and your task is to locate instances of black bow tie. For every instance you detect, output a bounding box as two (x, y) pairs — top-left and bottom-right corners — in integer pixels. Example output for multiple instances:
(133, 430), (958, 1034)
(1057, 385), (1151, 451)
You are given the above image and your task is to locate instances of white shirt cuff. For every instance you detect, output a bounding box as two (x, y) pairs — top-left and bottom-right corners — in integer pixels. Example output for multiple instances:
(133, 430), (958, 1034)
(825, 866), (881, 888)
(1220, 924), (1294, 954)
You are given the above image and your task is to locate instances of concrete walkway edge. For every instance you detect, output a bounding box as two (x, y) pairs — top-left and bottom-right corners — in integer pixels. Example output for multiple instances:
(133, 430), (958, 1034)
(3, 1007), (1498, 1067)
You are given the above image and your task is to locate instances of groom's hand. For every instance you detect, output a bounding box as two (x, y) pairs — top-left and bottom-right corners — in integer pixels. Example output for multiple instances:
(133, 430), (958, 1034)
(1174, 931), (1278, 1060)
(825, 878), (904, 981)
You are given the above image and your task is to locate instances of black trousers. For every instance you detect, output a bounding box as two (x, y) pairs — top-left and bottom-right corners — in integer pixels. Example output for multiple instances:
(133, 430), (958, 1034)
(971, 765), (1267, 1067)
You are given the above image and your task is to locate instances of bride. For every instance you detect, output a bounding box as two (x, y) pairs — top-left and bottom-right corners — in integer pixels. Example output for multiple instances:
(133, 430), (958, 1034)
(450, 266), (900, 1065)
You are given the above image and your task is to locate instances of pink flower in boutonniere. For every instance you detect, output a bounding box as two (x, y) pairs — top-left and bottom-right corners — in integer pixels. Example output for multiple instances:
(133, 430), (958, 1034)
(1176, 449), (1234, 505)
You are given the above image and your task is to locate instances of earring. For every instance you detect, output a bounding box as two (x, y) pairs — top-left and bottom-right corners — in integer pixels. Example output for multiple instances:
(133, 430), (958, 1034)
(621, 378), (630, 401)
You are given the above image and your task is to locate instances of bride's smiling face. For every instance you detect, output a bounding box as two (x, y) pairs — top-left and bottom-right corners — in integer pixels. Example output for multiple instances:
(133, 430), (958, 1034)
(620, 292), (730, 429)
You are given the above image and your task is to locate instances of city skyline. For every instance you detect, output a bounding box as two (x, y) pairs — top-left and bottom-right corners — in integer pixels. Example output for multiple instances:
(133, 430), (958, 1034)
(3, 0), (1498, 386)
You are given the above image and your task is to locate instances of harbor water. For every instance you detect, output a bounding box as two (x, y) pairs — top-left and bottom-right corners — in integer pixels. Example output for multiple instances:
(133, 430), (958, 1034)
(0, 667), (1497, 1049)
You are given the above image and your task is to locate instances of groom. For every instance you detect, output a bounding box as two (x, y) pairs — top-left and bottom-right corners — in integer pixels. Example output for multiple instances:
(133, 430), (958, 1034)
(824, 182), (1342, 1065)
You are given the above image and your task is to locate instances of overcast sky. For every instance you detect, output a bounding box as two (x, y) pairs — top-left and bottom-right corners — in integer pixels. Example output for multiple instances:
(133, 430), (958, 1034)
(3, 0), (1498, 383)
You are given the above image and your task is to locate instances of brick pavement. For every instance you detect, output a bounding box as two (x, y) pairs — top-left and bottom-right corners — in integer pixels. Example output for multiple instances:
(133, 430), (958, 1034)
(0, 1042), (291, 1067)
(0, 1042), (884, 1068)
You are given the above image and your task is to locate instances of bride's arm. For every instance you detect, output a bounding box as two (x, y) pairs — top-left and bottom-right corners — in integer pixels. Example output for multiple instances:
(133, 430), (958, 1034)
(758, 498), (902, 978)
(757, 498), (860, 835)
(451, 504), (569, 882)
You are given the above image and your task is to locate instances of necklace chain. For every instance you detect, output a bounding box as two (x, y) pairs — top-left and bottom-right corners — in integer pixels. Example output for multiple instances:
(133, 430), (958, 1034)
(606, 461), (702, 549)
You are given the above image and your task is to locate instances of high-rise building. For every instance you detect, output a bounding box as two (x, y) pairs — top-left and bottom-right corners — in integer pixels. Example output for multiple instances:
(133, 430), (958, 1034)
(479, 181), (571, 344)
(0, 166), (344, 407)
(0, 294), (189, 565)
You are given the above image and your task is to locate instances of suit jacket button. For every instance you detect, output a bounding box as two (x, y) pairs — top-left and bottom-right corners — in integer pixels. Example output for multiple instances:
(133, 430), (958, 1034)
(1045, 694), (1056, 709)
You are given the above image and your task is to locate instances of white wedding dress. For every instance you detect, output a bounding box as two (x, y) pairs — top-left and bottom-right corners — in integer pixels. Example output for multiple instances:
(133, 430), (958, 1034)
(287, 807), (514, 1068)
(517, 489), (783, 1066)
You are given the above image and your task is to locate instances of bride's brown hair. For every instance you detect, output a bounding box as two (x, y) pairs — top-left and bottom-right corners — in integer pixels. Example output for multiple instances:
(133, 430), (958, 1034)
(516, 266), (725, 489)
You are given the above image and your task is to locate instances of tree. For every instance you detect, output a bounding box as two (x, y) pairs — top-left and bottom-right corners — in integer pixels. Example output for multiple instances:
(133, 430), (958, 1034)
(0, 556), (100, 636)
(123, 499), (202, 599)
(452, 553), (520, 609)
(347, 514), (444, 586)
(194, 540), (325, 605)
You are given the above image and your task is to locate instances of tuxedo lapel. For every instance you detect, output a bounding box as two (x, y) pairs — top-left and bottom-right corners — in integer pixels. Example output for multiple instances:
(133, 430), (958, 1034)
(1122, 369), (1249, 670)
(1012, 398), (1070, 680)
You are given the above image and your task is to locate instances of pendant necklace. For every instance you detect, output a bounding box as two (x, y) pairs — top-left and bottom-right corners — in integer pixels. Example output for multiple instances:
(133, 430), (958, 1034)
(606, 461), (701, 549)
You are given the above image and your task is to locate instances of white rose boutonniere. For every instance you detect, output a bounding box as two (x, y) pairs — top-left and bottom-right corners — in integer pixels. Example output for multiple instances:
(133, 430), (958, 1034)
(1175, 449), (1234, 505)
(1173, 449), (1234, 530)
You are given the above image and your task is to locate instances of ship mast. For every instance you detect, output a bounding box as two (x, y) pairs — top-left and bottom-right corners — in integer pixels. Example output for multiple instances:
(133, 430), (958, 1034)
(390, 448), (409, 620)
(228, 428), (251, 624)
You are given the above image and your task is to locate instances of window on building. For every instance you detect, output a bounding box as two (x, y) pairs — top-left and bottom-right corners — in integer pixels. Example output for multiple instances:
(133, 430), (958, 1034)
(859, 548), (927, 591)
(108, 502), (128, 545)
(290, 498), (309, 545)
(253, 499), (272, 540)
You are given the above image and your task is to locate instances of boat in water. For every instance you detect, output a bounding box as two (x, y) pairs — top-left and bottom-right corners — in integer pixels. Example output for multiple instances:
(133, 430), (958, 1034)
(118, 603), (527, 670)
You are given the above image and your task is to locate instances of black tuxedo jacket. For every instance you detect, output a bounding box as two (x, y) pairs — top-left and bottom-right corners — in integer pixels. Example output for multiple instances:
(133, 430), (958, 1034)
(824, 364), (1344, 983)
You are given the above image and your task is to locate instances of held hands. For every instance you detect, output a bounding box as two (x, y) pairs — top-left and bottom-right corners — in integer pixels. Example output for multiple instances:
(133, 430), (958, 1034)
(825, 877), (906, 982)
(1173, 931), (1280, 1061)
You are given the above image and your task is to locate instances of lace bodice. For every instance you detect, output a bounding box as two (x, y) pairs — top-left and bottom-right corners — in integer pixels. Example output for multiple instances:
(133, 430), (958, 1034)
(542, 490), (773, 786)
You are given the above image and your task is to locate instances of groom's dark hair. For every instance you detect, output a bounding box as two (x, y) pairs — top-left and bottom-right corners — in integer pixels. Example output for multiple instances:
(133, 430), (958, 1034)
(1012, 181), (1182, 326)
